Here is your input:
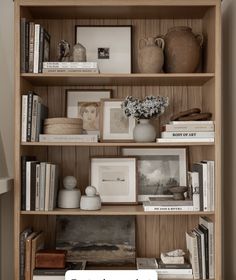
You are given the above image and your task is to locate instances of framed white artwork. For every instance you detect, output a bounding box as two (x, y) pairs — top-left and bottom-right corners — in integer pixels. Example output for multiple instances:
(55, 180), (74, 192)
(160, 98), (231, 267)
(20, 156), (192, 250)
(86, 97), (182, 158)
(75, 26), (132, 73)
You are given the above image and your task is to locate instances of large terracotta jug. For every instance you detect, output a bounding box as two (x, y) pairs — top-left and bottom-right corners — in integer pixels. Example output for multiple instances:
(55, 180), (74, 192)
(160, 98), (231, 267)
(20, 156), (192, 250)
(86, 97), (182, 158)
(164, 26), (204, 73)
(138, 37), (165, 73)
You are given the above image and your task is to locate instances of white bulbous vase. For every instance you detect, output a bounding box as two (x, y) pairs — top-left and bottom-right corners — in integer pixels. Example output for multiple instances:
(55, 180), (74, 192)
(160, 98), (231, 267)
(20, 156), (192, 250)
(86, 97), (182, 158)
(133, 119), (156, 142)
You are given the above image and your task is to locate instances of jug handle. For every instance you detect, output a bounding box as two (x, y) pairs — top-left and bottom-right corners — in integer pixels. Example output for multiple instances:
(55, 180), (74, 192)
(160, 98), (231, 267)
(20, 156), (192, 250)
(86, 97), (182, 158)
(139, 38), (147, 49)
(195, 33), (204, 47)
(155, 37), (165, 50)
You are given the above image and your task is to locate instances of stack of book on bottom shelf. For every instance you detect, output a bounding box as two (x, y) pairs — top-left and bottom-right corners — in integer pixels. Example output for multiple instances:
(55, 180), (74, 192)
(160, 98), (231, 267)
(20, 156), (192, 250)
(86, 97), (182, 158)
(156, 121), (215, 143)
(21, 156), (59, 211)
(137, 258), (193, 279)
(186, 216), (214, 280)
(143, 197), (196, 212)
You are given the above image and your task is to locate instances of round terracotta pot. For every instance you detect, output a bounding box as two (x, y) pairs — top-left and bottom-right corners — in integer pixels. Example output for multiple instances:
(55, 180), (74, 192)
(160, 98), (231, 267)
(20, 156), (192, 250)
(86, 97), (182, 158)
(164, 26), (204, 73)
(138, 37), (165, 73)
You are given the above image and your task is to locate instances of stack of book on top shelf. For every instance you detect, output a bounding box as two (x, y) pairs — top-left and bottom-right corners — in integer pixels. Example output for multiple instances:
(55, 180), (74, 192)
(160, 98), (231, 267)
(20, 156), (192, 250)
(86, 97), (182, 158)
(156, 121), (215, 143)
(21, 91), (48, 142)
(136, 258), (193, 279)
(21, 156), (59, 211)
(21, 19), (50, 73)
(186, 216), (214, 280)
(43, 62), (99, 73)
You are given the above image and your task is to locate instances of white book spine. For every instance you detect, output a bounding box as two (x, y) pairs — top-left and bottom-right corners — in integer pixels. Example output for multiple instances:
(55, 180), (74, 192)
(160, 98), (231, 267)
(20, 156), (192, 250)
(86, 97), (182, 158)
(43, 68), (98, 73)
(143, 206), (195, 212)
(170, 121), (214, 125)
(49, 164), (56, 211)
(186, 233), (200, 279)
(35, 164), (40, 211)
(158, 275), (193, 279)
(164, 124), (214, 132)
(211, 161), (215, 211)
(200, 217), (214, 278)
(188, 172), (200, 211)
(39, 162), (46, 211)
(21, 95), (28, 142)
(156, 138), (214, 143)
(43, 62), (98, 68)
(26, 162), (31, 211)
(161, 131), (215, 139)
(157, 269), (192, 275)
(201, 163), (208, 211)
(33, 24), (40, 73)
(39, 134), (98, 142)
(44, 163), (51, 211)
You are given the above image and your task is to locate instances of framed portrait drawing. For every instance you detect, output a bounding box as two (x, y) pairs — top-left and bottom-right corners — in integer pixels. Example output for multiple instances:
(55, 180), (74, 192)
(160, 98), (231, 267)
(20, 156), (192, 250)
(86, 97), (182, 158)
(66, 89), (111, 135)
(90, 157), (137, 204)
(100, 99), (135, 141)
(122, 148), (187, 202)
(75, 26), (132, 73)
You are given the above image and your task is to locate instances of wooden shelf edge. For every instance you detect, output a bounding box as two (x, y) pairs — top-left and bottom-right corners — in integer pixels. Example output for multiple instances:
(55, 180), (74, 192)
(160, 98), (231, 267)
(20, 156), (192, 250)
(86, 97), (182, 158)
(21, 141), (215, 147)
(20, 206), (215, 216)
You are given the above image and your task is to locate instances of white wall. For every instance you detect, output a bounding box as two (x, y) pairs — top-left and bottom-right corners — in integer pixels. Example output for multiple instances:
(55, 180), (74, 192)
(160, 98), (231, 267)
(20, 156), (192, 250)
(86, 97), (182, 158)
(0, 0), (14, 279)
(222, 1), (236, 279)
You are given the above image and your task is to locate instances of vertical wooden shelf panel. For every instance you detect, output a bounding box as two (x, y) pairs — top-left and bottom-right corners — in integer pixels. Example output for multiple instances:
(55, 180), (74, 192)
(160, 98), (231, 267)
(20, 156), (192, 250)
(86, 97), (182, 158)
(14, 1), (221, 280)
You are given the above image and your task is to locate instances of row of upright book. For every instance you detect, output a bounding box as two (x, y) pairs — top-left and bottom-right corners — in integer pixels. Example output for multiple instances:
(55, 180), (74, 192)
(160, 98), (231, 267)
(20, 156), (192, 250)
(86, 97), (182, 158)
(143, 160), (214, 212)
(21, 156), (59, 211)
(21, 19), (50, 73)
(157, 121), (215, 143)
(21, 91), (48, 142)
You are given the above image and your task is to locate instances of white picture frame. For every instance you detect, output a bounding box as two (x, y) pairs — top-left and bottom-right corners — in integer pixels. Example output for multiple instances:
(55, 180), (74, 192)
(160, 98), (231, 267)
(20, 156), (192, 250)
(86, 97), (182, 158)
(66, 89), (111, 135)
(90, 157), (137, 204)
(122, 148), (187, 202)
(75, 26), (132, 73)
(101, 99), (136, 141)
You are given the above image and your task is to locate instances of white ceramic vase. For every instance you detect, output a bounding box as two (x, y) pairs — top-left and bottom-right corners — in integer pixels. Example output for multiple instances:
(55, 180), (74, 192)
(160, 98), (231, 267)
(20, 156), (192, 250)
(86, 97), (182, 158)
(133, 119), (156, 142)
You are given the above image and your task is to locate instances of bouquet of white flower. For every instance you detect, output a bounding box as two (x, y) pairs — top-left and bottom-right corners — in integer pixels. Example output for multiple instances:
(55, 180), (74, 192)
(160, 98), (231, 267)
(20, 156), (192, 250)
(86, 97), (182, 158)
(121, 95), (169, 120)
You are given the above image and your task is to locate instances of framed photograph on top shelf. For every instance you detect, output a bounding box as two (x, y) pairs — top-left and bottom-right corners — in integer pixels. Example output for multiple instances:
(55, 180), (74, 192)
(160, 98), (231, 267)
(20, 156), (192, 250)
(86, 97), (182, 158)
(122, 148), (187, 202)
(75, 26), (132, 73)
(100, 99), (136, 142)
(66, 89), (111, 135)
(90, 157), (137, 204)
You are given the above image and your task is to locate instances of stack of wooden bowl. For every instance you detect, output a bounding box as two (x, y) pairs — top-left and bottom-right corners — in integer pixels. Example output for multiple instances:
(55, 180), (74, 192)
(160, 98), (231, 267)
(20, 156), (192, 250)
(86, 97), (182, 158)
(44, 118), (83, 134)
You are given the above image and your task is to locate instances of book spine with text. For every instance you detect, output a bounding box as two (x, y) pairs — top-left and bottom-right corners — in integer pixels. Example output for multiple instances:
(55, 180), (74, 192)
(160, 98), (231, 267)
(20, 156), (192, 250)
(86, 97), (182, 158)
(39, 134), (98, 142)
(43, 61), (98, 68)
(33, 24), (40, 73)
(43, 68), (99, 73)
(25, 22), (29, 72)
(35, 164), (40, 211)
(143, 205), (194, 212)
(44, 163), (51, 211)
(21, 95), (28, 142)
(161, 131), (215, 139)
(186, 232), (200, 279)
(26, 91), (34, 142)
(163, 124), (214, 132)
(31, 95), (41, 142)
(38, 27), (44, 73)
(29, 22), (35, 73)
(26, 161), (32, 211)
(157, 269), (192, 275)
(20, 18), (27, 73)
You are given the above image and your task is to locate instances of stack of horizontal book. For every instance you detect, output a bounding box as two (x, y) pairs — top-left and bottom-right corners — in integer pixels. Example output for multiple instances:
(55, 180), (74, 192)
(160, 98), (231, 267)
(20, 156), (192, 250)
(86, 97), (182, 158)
(157, 121), (215, 143)
(21, 91), (48, 142)
(136, 258), (193, 279)
(186, 216), (214, 279)
(21, 156), (59, 211)
(143, 197), (196, 212)
(21, 19), (50, 73)
(43, 62), (99, 73)
(39, 134), (98, 143)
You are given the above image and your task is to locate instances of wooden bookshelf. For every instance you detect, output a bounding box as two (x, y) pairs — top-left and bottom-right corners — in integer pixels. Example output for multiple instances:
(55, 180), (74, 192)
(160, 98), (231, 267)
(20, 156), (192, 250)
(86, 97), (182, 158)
(14, 0), (222, 279)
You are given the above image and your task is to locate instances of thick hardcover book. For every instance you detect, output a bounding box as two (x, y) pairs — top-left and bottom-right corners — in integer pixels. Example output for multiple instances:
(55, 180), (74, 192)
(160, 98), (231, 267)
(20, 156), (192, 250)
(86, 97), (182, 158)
(170, 121), (214, 125)
(39, 28), (50, 73)
(157, 259), (191, 269)
(20, 18), (27, 73)
(202, 160), (215, 211)
(193, 230), (202, 279)
(31, 95), (41, 142)
(43, 61), (98, 69)
(30, 161), (38, 211)
(31, 232), (45, 280)
(199, 217), (214, 279)
(20, 228), (32, 280)
(21, 156), (36, 210)
(158, 275), (193, 279)
(36, 104), (48, 142)
(25, 232), (39, 280)
(195, 227), (206, 279)
(156, 138), (214, 143)
(39, 134), (98, 142)
(39, 162), (46, 211)
(25, 22), (29, 72)
(26, 91), (35, 142)
(43, 68), (99, 73)
(143, 202), (194, 212)
(38, 27), (44, 73)
(192, 163), (208, 211)
(49, 164), (59, 211)
(157, 268), (192, 275)
(148, 197), (193, 206)
(35, 164), (41, 211)
(163, 123), (214, 132)
(29, 22), (35, 73)
(21, 95), (28, 142)
(44, 163), (51, 211)
(161, 131), (215, 139)
(26, 160), (38, 211)
(186, 232), (200, 279)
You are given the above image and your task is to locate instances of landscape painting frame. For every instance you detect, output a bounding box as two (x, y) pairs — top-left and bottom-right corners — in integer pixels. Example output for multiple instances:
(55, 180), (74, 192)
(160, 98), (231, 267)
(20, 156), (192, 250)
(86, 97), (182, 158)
(122, 148), (187, 202)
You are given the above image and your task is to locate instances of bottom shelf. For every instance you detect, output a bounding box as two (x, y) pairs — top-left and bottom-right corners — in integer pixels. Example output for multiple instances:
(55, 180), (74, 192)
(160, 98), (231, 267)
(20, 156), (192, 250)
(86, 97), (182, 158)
(20, 205), (214, 216)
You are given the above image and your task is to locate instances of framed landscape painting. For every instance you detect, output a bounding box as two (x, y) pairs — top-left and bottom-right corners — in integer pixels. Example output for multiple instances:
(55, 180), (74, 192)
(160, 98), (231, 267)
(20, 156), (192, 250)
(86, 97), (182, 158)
(122, 148), (187, 202)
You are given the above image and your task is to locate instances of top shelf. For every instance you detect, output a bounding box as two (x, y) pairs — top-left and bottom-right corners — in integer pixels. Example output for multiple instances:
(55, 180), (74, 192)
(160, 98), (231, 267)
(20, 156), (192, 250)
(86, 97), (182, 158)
(19, 0), (217, 19)
(21, 73), (214, 87)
